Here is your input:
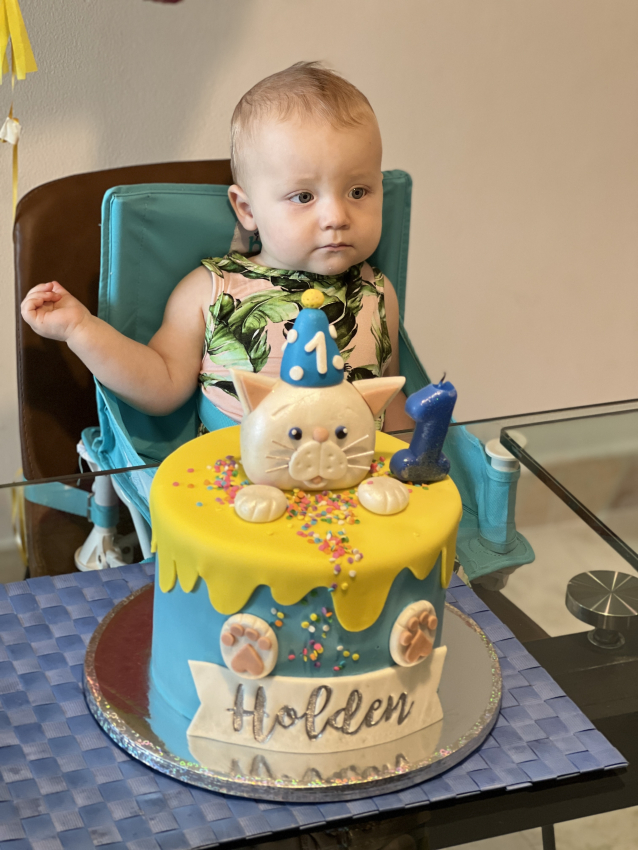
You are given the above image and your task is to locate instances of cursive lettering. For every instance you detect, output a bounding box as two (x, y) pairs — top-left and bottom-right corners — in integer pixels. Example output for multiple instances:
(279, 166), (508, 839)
(383, 692), (414, 725)
(229, 684), (249, 732)
(305, 685), (332, 740)
(276, 705), (298, 729)
(227, 684), (415, 742)
(325, 689), (363, 735)
(253, 686), (273, 743)
(364, 698), (384, 728)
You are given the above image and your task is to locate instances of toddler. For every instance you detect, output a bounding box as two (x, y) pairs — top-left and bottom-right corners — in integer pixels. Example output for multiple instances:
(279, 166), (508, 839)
(21, 62), (411, 432)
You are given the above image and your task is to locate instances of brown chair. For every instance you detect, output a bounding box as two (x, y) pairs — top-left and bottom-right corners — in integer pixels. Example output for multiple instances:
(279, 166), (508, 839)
(14, 160), (233, 576)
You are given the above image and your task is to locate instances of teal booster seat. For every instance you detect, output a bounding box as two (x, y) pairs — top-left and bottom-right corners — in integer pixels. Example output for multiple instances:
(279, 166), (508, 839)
(29, 171), (533, 581)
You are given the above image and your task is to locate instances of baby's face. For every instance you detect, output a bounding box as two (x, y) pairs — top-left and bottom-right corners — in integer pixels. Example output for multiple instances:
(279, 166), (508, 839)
(232, 116), (383, 275)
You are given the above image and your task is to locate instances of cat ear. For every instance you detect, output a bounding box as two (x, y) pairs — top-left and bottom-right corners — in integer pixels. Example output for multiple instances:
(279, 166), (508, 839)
(230, 369), (278, 415)
(353, 376), (406, 418)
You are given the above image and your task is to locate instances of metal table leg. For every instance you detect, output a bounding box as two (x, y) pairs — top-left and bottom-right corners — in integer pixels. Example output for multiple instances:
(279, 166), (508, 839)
(542, 824), (556, 850)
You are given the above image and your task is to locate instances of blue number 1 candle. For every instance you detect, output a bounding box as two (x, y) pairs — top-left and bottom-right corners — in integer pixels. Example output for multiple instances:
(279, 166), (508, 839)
(390, 378), (457, 483)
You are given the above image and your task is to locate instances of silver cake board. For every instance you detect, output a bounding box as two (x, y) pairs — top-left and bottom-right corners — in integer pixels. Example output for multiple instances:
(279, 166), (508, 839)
(84, 585), (502, 802)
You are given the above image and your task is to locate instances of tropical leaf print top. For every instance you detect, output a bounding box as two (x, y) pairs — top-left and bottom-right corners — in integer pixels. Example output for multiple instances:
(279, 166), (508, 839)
(199, 252), (392, 423)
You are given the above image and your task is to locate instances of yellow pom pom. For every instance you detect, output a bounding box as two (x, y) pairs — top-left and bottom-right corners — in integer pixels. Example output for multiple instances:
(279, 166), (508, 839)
(301, 289), (325, 309)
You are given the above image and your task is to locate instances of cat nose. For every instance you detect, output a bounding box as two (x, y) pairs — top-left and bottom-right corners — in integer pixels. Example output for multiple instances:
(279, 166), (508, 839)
(313, 427), (329, 443)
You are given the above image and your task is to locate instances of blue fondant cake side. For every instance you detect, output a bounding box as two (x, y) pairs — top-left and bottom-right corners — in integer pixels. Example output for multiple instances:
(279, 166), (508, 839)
(151, 557), (446, 720)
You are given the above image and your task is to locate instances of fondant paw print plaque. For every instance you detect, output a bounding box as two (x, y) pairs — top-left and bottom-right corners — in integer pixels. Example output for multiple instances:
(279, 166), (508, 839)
(220, 614), (278, 679)
(389, 601), (438, 667)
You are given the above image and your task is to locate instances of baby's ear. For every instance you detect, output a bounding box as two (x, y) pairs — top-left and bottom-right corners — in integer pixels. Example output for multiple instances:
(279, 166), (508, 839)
(352, 376), (406, 418)
(231, 369), (278, 415)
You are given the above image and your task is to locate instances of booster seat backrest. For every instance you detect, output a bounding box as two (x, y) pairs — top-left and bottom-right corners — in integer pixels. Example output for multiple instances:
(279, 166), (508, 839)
(95, 171), (414, 464)
(15, 160), (234, 480)
(99, 185), (236, 344)
(98, 170), (413, 342)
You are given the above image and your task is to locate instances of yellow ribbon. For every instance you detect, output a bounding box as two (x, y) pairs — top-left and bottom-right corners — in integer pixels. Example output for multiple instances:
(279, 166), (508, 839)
(0, 0), (36, 217)
(11, 469), (28, 570)
(9, 104), (17, 214)
(1, 0), (37, 81)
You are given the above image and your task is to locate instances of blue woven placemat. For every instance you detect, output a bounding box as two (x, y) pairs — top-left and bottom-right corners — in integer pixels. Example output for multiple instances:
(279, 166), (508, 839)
(0, 565), (626, 850)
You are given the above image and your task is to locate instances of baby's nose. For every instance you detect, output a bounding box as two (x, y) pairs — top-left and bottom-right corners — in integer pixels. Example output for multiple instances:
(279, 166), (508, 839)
(319, 197), (349, 230)
(313, 427), (329, 443)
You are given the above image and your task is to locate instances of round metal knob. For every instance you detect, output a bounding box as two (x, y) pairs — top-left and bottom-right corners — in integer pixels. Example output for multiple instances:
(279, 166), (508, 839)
(566, 571), (638, 649)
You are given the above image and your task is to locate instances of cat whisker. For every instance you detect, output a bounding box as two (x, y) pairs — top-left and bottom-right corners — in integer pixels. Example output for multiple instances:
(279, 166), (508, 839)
(265, 464), (290, 473)
(345, 450), (375, 460)
(347, 463), (374, 471)
(266, 453), (291, 460)
(343, 435), (371, 452)
(272, 440), (292, 451)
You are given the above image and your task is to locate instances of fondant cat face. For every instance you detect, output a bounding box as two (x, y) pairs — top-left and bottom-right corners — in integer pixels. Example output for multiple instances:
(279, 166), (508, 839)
(231, 371), (405, 491)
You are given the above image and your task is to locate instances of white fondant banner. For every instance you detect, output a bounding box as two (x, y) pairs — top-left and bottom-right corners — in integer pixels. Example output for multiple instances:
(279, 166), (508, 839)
(188, 647), (446, 754)
(188, 719), (444, 782)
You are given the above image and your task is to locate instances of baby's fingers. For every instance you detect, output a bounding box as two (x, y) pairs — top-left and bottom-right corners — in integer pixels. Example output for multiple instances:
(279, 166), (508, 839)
(25, 281), (59, 296)
(21, 293), (60, 325)
(23, 282), (67, 305)
(22, 290), (61, 312)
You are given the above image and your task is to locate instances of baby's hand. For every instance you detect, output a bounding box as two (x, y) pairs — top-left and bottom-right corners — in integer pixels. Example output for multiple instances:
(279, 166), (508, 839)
(21, 282), (92, 342)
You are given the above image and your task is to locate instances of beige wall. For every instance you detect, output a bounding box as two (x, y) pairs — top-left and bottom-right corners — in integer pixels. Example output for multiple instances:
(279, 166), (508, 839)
(1, 0), (637, 490)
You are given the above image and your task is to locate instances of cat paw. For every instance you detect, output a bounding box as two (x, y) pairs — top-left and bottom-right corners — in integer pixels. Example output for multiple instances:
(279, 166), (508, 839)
(357, 476), (409, 515)
(234, 484), (288, 523)
(220, 614), (278, 679)
(389, 601), (438, 667)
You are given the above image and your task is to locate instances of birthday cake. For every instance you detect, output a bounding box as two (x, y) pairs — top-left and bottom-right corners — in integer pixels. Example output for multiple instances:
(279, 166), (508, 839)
(149, 293), (462, 758)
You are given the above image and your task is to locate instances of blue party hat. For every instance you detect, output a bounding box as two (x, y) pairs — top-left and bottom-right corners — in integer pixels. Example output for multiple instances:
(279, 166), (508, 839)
(281, 290), (344, 387)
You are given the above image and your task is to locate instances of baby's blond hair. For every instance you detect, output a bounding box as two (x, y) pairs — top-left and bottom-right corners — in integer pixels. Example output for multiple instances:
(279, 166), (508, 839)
(230, 62), (376, 185)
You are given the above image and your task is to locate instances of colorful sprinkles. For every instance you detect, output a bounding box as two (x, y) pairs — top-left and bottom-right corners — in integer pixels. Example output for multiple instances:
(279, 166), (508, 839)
(288, 487), (365, 578)
(282, 603), (365, 671)
(182, 455), (371, 582)
(268, 608), (285, 630)
(170, 450), (430, 672)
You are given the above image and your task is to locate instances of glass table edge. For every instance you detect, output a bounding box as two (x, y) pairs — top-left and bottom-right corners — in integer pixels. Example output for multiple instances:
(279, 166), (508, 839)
(7, 398), (638, 492)
(500, 427), (638, 572)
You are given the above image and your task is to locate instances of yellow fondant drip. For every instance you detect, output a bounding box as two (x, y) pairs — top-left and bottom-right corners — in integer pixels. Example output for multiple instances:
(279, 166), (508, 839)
(151, 429), (463, 633)
(157, 555), (176, 594)
(441, 526), (459, 589)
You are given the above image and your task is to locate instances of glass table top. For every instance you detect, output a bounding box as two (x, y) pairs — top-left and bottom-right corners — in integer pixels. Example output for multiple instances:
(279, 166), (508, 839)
(5, 398), (638, 628)
(3, 402), (636, 847)
(7, 397), (638, 491)
(501, 400), (638, 571)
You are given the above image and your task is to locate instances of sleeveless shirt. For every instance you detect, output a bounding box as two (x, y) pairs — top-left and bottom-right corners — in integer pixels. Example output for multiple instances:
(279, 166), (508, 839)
(199, 252), (392, 423)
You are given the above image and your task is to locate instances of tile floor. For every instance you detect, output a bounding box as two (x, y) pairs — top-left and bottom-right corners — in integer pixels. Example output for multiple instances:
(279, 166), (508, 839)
(455, 805), (638, 850)
(502, 508), (633, 638)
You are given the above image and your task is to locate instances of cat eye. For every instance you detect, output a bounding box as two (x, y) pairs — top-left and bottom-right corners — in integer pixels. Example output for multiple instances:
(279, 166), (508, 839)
(289, 427), (303, 440)
(335, 426), (348, 440)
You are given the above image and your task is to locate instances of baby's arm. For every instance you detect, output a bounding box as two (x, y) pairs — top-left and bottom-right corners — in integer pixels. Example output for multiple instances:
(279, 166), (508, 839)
(21, 267), (211, 416)
(382, 278), (414, 432)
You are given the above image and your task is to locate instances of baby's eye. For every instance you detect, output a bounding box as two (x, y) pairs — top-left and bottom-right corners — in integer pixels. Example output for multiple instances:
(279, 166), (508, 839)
(289, 427), (303, 440)
(349, 187), (367, 200)
(335, 426), (348, 440)
(291, 192), (314, 205)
